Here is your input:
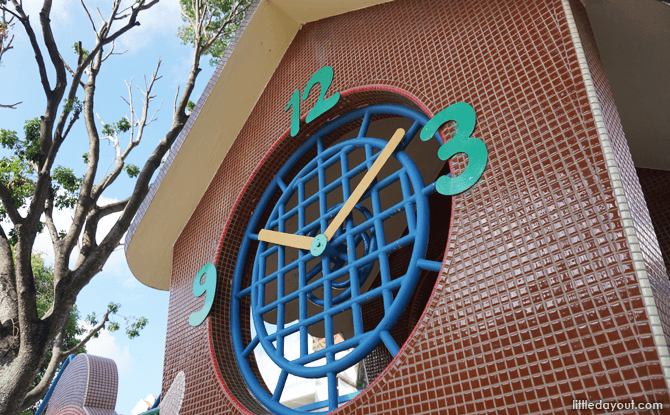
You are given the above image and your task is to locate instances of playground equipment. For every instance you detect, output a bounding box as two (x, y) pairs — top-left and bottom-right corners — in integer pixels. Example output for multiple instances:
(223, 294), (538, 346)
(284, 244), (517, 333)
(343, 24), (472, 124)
(33, 353), (184, 415)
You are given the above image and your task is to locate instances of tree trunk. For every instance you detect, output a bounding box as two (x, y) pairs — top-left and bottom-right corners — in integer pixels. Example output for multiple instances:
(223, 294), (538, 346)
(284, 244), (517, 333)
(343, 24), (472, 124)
(0, 338), (48, 415)
(0, 0), (250, 412)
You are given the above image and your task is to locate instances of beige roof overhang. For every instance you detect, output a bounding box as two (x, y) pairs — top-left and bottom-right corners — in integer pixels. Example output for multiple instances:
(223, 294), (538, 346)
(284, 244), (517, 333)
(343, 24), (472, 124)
(123, 0), (393, 290)
(126, 0), (670, 291)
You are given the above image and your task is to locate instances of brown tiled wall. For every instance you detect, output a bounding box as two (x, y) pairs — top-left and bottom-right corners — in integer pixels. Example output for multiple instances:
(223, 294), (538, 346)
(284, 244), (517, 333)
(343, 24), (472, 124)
(46, 357), (87, 415)
(51, 406), (87, 415)
(162, 0), (670, 414)
(636, 168), (670, 276)
(83, 356), (119, 410)
(570, 0), (670, 368)
(45, 355), (118, 415)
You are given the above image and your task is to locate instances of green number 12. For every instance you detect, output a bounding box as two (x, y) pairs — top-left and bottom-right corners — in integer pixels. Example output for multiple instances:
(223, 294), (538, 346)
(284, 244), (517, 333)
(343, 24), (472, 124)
(285, 66), (341, 137)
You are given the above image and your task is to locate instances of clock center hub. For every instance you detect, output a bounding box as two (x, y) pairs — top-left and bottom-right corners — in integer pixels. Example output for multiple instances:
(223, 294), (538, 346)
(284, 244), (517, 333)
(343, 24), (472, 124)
(310, 234), (328, 257)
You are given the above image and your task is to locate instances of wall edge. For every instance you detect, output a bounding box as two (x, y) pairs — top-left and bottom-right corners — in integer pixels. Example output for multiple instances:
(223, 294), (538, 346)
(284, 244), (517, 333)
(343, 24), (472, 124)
(561, 0), (670, 390)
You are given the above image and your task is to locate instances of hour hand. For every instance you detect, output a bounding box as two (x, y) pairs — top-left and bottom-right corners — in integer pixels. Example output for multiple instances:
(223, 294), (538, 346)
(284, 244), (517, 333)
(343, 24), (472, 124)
(258, 229), (313, 250)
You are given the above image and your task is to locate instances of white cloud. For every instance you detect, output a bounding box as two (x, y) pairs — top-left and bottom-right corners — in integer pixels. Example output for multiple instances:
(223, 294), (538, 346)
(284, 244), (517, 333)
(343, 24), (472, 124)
(117, 0), (183, 54)
(23, 0), (78, 28)
(122, 277), (137, 289)
(83, 327), (133, 376)
(21, 0), (183, 54)
(168, 52), (195, 87)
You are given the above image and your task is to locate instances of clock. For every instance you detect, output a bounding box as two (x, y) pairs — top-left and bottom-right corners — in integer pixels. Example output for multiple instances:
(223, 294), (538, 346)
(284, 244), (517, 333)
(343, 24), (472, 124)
(193, 67), (487, 415)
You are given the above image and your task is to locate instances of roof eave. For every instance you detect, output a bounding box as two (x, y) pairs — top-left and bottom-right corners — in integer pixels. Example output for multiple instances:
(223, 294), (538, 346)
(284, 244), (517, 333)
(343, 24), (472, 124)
(124, 0), (393, 290)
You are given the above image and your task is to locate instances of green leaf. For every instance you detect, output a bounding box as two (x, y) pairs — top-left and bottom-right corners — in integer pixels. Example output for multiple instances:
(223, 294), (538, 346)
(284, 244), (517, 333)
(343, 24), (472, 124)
(0, 129), (19, 149)
(124, 316), (148, 339)
(117, 118), (131, 133)
(186, 100), (196, 114)
(52, 166), (83, 209)
(53, 166), (82, 192)
(0, 153), (35, 221)
(86, 312), (98, 326)
(107, 302), (120, 314)
(72, 42), (90, 60)
(101, 123), (114, 136)
(4, 118), (43, 163)
(178, 0), (252, 67)
(124, 164), (140, 178)
(100, 117), (131, 136)
(23, 117), (40, 143)
(63, 97), (82, 114)
(6, 229), (17, 247)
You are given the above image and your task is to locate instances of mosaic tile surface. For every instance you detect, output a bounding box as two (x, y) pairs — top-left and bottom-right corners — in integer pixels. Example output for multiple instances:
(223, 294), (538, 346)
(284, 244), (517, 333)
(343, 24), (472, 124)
(569, 0), (670, 389)
(45, 356), (87, 415)
(636, 168), (670, 276)
(160, 371), (186, 415)
(45, 354), (118, 415)
(51, 405), (87, 415)
(161, 0), (670, 414)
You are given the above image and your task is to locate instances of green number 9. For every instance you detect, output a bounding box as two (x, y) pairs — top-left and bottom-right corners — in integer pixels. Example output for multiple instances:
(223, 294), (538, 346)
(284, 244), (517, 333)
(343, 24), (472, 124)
(420, 102), (487, 195)
(189, 262), (217, 327)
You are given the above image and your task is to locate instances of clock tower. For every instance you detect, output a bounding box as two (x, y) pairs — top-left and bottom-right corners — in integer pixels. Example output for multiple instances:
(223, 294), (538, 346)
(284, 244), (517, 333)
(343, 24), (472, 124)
(125, 1), (670, 413)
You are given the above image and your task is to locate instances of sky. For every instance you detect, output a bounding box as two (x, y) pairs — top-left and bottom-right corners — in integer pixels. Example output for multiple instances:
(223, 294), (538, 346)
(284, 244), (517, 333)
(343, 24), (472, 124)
(0, 1), (219, 413)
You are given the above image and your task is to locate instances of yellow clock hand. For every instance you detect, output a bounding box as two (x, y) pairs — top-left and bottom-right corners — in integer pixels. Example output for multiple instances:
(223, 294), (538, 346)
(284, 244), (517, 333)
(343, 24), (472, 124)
(258, 229), (314, 250)
(323, 128), (406, 241)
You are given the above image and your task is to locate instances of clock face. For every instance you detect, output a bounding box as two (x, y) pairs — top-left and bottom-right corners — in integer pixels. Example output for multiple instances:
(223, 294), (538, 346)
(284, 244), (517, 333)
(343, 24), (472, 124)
(230, 103), (453, 414)
(183, 65), (489, 415)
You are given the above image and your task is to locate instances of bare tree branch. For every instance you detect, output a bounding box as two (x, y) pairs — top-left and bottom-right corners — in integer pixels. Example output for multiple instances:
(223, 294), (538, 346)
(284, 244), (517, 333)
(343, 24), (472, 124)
(1, 5), (17, 65)
(63, 311), (111, 356)
(61, 107), (82, 143)
(0, 101), (22, 109)
(5, 1), (52, 97)
(78, 198), (129, 265)
(39, 1), (68, 98)
(80, 0), (96, 33)
(173, 85), (181, 116)
(57, 55), (86, 87)
(101, 40), (126, 62)
(202, 0), (249, 54)
(42, 0), (159, 178)
(43, 187), (61, 248)
(0, 5), (20, 21)
(0, 32), (13, 62)
(55, 1), (160, 269)
(0, 181), (23, 225)
(92, 8), (104, 29)
(92, 59), (162, 199)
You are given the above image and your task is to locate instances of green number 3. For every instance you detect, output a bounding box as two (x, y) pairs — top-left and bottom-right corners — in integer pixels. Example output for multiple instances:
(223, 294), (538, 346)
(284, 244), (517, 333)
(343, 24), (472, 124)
(420, 102), (487, 195)
(189, 262), (217, 327)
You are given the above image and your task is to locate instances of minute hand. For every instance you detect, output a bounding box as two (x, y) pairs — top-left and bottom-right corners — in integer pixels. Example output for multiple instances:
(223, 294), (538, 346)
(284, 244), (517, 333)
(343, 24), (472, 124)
(323, 128), (406, 241)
